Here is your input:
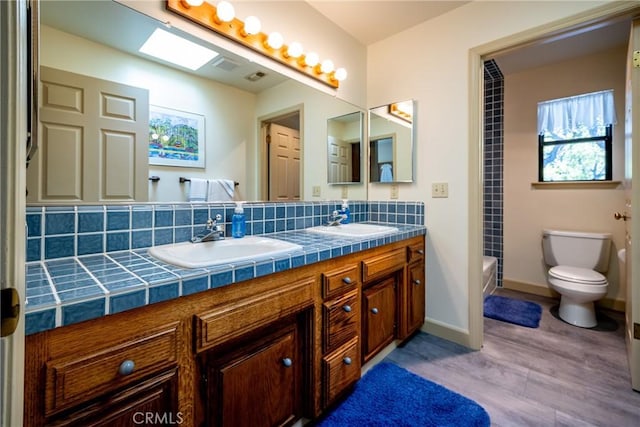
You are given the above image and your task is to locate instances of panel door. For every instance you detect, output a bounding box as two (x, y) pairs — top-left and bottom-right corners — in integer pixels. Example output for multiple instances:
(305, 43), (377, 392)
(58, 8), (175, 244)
(268, 123), (300, 201)
(28, 66), (149, 202)
(362, 277), (396, 363)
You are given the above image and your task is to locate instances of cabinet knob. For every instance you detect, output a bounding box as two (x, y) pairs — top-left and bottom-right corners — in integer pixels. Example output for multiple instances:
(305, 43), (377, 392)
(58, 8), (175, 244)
(371, 307), (379, 314)
(342, 277), (352, 284)
(282, 358), (293, 368)
(413, 279), (421, 286)
(343, 357), (352, 365)
(118, 360), (135, 376)
(342, 305), (352, 313)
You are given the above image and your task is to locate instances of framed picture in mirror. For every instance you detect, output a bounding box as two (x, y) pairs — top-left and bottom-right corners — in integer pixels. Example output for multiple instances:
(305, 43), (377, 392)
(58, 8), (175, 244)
(149, 105), (205, 168)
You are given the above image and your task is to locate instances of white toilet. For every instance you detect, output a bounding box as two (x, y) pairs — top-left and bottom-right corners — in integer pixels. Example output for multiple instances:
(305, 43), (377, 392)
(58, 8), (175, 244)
(542, 229), (611, 328)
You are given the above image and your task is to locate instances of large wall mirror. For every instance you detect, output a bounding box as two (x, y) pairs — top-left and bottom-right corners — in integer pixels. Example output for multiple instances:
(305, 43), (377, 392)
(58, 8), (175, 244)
(327, 111), (364, 184)
(29, 0), (367, 204)
(369, 100), (415, 183)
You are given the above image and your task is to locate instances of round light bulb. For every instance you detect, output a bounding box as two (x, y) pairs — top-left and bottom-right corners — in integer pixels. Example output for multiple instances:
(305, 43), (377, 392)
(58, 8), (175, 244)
(183, 0), (204, 6)
(151, 133), (159, 140)
(304, 52), (319, 67)
(320, 59), (334, 74)
(161, 135), (169, 142)
(287, 42), (303, 58)
(334, 67), (348, 81)
(243, 15), (261, 35)
(216, 1), (235, 23)
(266, 32), (284, 50)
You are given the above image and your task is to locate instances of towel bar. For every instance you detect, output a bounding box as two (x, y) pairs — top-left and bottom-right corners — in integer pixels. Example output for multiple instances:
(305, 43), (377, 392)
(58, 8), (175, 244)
(179, 177), (239, 186)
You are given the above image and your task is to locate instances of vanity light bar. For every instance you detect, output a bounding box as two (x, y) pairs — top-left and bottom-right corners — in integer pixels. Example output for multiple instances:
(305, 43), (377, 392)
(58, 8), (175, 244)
(167, 0), (346, 88)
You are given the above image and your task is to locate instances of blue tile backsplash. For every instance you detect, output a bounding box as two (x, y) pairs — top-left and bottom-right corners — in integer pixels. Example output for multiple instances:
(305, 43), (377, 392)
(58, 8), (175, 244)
(24, 200), (425, 334)
(484, 59), (504, 287)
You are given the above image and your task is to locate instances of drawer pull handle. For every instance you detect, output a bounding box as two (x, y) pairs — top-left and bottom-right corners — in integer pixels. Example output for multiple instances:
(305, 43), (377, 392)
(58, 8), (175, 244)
(282, 358), (293, 368)
(413, 279), (422, 286)
(118, 360), (135, 376)
(371, 307), (379, 314)
(342, 277), (352, 284)
(343, 357), (352, 365)
(342, 305), (352, 313)
(417, 249), (425, 255)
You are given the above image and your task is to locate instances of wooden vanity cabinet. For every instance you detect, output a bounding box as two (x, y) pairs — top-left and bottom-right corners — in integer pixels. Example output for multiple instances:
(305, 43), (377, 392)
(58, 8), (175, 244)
(24, 235), (425, 427)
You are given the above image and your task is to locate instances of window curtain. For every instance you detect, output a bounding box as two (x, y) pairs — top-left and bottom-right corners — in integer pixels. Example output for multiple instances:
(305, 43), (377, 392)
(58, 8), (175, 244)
(537, 89), (616, 135)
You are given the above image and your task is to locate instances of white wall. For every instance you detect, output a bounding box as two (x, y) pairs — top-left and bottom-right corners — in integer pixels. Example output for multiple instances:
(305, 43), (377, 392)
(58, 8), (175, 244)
(503, 45), (627, 304)
(40, 25), (257, 201)
(367, 0), (622, 336)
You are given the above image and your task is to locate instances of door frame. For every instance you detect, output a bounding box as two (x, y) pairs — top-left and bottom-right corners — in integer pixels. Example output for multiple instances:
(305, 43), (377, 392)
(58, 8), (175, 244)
(468, 2), (640, 350)
(258, 105), (303, 201)
(1, 0), (28, 425)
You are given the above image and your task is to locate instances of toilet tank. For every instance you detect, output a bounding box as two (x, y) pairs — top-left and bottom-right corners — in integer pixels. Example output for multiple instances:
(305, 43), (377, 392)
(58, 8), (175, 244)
(542, 229), (612, 272)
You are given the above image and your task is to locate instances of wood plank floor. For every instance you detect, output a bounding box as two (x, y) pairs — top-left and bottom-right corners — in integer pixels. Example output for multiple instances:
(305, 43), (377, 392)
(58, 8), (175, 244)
(384, 288), (640, 426)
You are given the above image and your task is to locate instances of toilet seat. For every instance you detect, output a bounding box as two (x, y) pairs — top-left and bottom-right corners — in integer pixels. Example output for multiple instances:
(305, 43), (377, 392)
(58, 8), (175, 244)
(548, 266), (607, 285)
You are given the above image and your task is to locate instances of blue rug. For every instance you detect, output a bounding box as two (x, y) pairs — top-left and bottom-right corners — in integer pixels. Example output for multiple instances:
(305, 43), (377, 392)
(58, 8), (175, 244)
(484, 295), (542, 328)
(318, 362), (490, 427)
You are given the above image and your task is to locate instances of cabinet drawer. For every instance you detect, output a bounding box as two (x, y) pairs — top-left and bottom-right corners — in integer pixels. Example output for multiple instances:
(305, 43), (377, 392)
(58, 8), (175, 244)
(322, 337), (360, 407)
(323, 289), (359, 353)
(195, 277), (314, 352)
(322, 264), (358, 298)
(362, 247), (405, 282)
(407, 242), (425, 264)
(45, 322), (179, 416)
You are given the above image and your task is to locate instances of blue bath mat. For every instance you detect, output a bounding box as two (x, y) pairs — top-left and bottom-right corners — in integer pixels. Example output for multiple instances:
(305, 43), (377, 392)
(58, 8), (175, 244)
(319, 362), (490, 427)
(484, 295), (542, 328)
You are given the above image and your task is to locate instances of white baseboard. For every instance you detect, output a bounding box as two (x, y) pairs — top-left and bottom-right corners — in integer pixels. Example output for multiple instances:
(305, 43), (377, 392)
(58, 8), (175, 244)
(422, 318), (473, 349)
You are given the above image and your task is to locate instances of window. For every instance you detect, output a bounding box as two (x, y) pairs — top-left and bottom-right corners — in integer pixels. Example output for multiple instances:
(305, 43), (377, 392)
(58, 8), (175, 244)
(537, 90), (616, 182)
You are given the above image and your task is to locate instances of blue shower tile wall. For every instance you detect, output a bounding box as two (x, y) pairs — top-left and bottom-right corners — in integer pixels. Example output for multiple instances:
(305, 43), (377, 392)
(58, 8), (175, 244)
(25, 200), (424, 262)
(484, 59), (504, 286)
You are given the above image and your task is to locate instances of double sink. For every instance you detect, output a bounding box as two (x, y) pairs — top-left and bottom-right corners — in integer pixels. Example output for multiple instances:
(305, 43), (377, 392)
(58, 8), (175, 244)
(148, 223), (398, 269)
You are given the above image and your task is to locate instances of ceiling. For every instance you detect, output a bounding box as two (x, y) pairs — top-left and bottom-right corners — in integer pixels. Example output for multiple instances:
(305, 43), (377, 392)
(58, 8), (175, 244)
(306, 0), (632, 75)
(306, 1), (470, 46)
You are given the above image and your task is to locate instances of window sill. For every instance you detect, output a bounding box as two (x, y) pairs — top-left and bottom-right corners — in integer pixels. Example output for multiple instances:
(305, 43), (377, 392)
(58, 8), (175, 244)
(531, 180), (622, 189)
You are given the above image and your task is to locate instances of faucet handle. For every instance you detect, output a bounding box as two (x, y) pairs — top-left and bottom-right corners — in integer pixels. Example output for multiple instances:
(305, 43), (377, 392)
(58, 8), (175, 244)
(206, 218), (214, 229)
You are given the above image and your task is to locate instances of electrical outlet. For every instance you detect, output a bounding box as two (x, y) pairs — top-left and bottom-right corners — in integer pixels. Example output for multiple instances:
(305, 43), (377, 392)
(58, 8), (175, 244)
(432, 182), (449, 198)
(341, 186), (348, 199)
(312, 186), (321, 197)
(390, 184), (399, 199)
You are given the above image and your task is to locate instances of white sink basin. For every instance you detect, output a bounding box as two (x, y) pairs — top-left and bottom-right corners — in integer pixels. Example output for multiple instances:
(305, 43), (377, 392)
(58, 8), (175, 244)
(305, 223), (398, 238)
(148, 236), (303, 269)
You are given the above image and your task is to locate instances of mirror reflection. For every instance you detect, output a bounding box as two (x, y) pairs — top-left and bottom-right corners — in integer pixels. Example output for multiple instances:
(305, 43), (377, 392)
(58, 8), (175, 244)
(30, 0), (367, 204)
(369, 100), (415, 183)
(327, 111), (363, 184)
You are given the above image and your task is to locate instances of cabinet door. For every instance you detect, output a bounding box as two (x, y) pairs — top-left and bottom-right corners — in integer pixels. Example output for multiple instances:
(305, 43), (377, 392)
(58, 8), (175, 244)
(406, 262), (426, 336)
(362, 277), (396, 363)
(206, 325), (301, 427)
(47, 369), (179, 426)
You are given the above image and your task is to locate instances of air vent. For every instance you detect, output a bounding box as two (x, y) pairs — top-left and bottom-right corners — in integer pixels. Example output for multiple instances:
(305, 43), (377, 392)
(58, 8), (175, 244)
(245, 71), (267, 82)
(211, 56), (241, 71)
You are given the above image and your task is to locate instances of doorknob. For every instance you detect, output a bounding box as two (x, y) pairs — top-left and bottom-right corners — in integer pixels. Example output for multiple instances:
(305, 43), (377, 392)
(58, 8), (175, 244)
(614, 212), (630, 221)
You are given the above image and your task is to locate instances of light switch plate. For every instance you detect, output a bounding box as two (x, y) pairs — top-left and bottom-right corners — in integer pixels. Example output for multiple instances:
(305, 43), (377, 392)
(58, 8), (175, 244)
(341, 186), (348, 199)
(432, 182), (448, 198)
(312, 186), (321, 197)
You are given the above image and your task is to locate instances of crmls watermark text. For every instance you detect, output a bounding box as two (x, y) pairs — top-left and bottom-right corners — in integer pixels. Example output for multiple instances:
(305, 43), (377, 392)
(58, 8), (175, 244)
(132, 412), (184, 425)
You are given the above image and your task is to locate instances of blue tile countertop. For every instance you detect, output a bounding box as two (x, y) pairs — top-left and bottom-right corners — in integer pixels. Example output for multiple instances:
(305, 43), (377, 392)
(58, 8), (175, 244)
(25, 223), (426, 335)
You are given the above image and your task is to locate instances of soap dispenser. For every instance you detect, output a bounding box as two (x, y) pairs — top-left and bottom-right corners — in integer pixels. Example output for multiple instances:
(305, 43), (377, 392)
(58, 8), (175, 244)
(340, 200), (351, 224)
(232, 202), (246, 238)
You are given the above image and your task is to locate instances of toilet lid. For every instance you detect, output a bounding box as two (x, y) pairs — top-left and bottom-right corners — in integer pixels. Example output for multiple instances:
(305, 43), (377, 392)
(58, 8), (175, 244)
(549, 266), (607, 284)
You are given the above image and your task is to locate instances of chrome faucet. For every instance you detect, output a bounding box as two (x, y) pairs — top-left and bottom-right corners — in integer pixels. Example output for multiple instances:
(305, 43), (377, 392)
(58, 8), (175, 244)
(191, 214), (225, 243)
(327, 210), (346, 226)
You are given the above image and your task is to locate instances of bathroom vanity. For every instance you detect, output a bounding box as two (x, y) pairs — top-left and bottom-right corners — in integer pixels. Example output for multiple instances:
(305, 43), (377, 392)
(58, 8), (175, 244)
(23, 235), (425, 426)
